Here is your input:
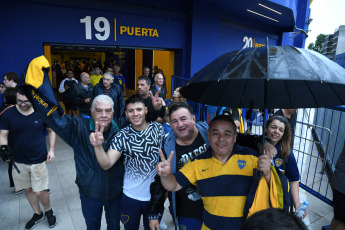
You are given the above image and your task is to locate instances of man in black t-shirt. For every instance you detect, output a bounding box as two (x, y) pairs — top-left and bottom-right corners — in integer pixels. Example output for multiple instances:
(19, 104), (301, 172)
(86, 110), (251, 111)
(0, 90), (57, 229)
(175, 132), (208, 223)
(149, 103), (210, 229)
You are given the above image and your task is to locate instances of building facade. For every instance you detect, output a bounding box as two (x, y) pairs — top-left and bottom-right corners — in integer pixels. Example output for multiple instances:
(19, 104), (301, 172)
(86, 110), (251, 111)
(0, 0), (310, 96)
(322, 25), (345, 60)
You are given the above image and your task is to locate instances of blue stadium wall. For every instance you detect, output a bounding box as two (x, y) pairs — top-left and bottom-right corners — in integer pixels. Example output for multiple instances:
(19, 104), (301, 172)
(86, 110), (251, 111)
(0, 0), (309, 80)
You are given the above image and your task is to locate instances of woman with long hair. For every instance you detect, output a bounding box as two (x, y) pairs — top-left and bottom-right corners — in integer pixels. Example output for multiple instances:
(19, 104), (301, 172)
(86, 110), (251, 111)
(265, 115), (306, 218)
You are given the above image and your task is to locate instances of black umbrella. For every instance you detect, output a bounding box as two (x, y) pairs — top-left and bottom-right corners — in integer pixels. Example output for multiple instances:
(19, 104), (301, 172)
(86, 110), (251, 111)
(180, 45), (345, 109)
(180, 45), (345, 181)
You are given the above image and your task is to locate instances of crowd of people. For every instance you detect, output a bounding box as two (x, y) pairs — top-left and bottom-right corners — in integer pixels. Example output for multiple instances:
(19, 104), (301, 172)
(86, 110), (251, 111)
(0, 56), (344, 230)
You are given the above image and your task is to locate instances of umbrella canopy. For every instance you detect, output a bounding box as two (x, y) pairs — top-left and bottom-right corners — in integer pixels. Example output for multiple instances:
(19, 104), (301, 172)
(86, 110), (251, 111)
(180, 46), (345, 109)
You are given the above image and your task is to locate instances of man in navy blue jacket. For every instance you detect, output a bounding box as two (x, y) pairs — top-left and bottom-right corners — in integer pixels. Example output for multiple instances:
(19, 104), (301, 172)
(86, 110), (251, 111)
(37, 94), (126, 229)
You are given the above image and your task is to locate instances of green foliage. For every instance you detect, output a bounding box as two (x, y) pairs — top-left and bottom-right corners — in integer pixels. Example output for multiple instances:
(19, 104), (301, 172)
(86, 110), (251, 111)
(308, 34), (326, 53)
(308, 43), (315, 50)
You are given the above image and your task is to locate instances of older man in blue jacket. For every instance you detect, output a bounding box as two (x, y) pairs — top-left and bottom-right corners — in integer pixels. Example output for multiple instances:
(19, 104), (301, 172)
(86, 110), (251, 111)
(39, 94), (126, 229)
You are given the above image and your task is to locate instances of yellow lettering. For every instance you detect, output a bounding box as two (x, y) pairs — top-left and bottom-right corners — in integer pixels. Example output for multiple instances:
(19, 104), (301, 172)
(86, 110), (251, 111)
(152, 29), (158, 37)
(32, 92), (48, 108)
(142, 28), (148, 36)
(119, 25), (158, 38)
(135, 27), (140, 36)
(120, 26), (127, 35)
(148, 28), (153, 36)
(127, 27), (134, 35)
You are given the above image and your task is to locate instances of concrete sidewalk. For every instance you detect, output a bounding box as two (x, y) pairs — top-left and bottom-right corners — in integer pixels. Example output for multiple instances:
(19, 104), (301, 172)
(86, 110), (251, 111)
(0, 135), (174, 230)
(0, 135), (333, 230)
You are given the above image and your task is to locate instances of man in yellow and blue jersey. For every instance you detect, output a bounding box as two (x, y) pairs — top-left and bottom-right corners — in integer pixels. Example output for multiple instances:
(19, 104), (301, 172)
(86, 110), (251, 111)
(156, 115), (273, 230)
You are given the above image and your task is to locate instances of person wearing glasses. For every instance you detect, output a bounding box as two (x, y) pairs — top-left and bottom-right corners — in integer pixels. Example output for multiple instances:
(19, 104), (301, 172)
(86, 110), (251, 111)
(0, 89), (57, 229)
(93, 72), (125, 119)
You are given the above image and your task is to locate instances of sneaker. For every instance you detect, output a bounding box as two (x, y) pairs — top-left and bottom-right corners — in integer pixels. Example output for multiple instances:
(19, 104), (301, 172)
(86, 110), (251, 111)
(25, 212), (44, 230)
(45, 208), (57, 228)
(13, 189), (25, 195)
(46, 189), (51, 194)
(159, 220), (168, 230)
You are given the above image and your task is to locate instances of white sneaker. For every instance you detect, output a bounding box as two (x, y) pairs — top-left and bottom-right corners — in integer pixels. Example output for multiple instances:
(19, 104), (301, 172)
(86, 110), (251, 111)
(159, 220), (168, 230)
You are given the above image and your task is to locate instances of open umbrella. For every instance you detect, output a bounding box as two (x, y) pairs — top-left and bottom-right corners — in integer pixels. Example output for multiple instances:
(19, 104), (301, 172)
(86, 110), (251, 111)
(180, 45), (345, 181)
(180, 45), (345, 109)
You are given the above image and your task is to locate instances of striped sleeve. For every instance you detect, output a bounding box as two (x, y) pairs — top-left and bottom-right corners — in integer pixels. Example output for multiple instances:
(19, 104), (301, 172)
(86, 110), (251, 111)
(174, 160), (198, 187)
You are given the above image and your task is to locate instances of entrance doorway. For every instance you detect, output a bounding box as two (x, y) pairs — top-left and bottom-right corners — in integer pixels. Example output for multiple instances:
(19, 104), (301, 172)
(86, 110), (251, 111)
(44, 44), (175, 99)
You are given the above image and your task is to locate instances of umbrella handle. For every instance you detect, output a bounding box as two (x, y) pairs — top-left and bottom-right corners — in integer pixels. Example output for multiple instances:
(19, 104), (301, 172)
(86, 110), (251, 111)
(253, 168), (263, 182)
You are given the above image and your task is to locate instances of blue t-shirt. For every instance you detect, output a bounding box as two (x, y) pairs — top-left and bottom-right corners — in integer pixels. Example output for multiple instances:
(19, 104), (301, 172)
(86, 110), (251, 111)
(114, 74), (126, 89)
(272, 143), (299, 182)
(0, 106), (48, 164)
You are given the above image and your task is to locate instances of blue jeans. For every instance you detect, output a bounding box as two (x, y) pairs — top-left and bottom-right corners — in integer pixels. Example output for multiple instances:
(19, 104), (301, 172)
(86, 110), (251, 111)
(178, 216), (202, 230)
(120, 193), (150, 230)
(80, 193), (121, 230)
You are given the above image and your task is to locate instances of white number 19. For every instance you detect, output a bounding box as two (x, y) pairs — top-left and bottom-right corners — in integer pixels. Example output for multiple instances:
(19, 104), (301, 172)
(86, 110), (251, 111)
(80, 16), (110, 41)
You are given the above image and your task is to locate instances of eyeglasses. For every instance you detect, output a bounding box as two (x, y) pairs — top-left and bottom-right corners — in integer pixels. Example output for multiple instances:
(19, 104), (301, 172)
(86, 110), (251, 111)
(17, 99), (31, 105)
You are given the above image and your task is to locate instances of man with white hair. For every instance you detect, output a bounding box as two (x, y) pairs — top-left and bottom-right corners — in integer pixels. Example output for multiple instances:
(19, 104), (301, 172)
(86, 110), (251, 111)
(93, 72), (125, 119)
(32, 94), (127, 229)
(150, 73), (167, 100)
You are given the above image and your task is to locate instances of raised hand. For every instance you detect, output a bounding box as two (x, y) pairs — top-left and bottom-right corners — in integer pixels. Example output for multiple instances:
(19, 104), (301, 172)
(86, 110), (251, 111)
(149, 90), (166, 111)
(156, 150), (174, 178)
(89, 121), (105, 147)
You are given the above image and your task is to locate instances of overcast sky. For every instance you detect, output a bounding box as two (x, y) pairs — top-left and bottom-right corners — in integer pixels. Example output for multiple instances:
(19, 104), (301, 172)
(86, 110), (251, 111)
(305, 0), (345, 47)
